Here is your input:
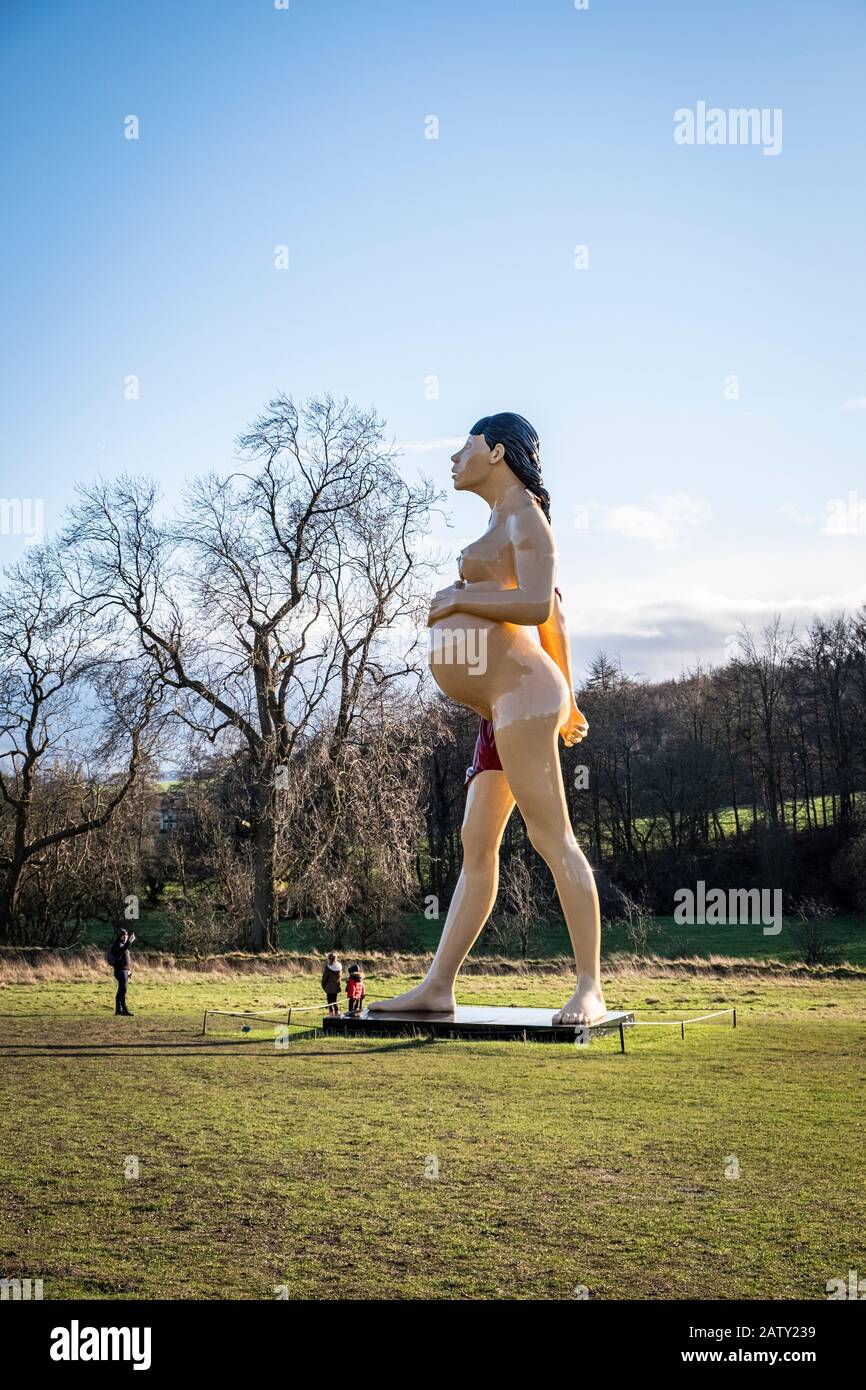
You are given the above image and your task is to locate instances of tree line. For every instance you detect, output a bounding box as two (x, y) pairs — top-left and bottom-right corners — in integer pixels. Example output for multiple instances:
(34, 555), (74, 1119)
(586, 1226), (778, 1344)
(424, 618), (866, 923)
(2, 394), (865, 951)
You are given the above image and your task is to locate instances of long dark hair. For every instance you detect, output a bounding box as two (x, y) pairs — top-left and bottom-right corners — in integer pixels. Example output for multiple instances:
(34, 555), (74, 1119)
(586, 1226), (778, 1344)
(469, 412), (550, 522)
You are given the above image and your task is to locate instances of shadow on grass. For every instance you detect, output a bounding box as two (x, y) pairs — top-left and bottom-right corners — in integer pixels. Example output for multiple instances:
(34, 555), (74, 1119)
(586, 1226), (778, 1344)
(0, 1034), (440, 1058)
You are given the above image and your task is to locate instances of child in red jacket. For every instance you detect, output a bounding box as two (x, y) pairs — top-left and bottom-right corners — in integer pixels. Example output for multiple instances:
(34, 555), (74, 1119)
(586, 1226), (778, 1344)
(346, 966), (365, 1014)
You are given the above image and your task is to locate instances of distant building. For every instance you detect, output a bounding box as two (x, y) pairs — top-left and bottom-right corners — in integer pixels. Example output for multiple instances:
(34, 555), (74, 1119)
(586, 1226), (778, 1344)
(147, 786), (189, 836)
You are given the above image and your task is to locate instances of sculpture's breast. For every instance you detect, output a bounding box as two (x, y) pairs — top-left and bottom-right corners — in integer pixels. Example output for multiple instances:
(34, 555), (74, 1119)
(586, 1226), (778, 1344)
(458, 536), (512, 585)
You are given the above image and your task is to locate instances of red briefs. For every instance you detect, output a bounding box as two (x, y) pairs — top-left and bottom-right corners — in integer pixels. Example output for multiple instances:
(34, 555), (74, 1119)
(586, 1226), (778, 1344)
(465, 717), (503, 787)
(464, 587), (562, 788)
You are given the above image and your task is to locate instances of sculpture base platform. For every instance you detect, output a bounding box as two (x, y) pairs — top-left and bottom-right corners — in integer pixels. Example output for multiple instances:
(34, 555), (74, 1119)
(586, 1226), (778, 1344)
(323, 1005), (634, 1047)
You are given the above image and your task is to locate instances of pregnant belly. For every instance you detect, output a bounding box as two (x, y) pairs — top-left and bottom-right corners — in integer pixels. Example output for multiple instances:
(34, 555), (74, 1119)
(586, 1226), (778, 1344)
(428, 613), (569, 728)
(428, 614), (499, 711)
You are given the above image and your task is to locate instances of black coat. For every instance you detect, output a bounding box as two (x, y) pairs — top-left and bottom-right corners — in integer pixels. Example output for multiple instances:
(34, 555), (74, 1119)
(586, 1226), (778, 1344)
(112, 937), (133, 971)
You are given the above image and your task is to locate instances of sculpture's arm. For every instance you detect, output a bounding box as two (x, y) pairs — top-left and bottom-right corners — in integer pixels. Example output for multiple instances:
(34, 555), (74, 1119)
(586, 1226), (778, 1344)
(537, 589), (574, 688)
(427, 509), (554, 627)
(537, 591), (589, 745)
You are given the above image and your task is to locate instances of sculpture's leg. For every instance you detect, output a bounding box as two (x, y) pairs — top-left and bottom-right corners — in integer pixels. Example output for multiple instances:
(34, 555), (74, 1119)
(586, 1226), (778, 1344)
(493, 711), (606, 1026)
(367, 769), (515, 1013)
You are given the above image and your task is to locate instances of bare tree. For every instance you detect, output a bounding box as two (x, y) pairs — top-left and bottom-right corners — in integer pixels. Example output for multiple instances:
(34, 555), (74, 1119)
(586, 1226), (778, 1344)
(0, 547), (161, 942)
(65, 395), (441, 950)
(738, 618), (797, 829)
(280, 685), (444, 950)
(488, 851), (547, 959)
(161, 753), (259, 954)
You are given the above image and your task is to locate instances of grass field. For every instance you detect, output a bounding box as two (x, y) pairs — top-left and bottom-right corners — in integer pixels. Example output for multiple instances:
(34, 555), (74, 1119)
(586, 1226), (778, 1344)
(1, 962), (864, 1300)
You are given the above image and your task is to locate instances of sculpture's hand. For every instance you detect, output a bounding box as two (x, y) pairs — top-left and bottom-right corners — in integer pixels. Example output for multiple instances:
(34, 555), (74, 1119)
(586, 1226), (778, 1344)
(427, 583), (464, 627)
(560, 704), (589, 746)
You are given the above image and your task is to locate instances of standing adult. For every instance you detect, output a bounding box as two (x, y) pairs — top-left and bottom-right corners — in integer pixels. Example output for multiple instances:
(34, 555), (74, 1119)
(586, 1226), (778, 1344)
(321, 951), (343, 1015)
(110, 928), (136, 1016)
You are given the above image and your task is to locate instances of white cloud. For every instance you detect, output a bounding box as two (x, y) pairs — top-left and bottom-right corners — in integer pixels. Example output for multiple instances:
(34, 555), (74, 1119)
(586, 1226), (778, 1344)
(781, 500), (821, 525)
(398, 437), (464, 454)
(841, 397), (866, 411)
(563, 587), (866, 680)
(568, 586), (865, 633)
(585, 493), (711, 550)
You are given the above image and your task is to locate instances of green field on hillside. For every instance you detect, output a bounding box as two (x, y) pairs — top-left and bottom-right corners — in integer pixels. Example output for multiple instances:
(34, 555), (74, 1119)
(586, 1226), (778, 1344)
(76, 909), (866, 966)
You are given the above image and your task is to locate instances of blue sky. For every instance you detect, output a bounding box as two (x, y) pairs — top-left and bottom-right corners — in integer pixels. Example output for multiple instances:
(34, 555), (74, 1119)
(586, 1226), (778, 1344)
(1, 0), (865, 678)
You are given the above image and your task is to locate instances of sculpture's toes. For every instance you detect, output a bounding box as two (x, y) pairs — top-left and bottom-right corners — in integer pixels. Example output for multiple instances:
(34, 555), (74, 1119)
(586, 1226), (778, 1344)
(554, 1004), (598, 1026)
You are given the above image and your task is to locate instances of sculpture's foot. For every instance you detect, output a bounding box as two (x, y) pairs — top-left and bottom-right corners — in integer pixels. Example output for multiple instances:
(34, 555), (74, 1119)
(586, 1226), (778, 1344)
(367, 979), (456, 1014)
(552, 973), (607, 1026)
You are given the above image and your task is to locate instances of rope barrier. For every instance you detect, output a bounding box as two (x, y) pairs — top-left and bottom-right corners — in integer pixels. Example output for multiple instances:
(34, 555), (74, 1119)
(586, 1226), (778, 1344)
(201, 1003), (331, 1035)
(624, 1007), (737, 1040)
(200, 1001), (737, 1046)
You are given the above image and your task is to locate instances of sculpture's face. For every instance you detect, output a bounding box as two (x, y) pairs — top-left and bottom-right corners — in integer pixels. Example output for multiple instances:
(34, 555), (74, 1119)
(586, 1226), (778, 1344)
(450, 433), (496, 492)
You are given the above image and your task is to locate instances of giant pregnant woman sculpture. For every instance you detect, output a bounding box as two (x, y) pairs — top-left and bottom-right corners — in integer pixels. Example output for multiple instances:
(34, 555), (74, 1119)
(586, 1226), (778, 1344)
(369, 413), (606, 1026)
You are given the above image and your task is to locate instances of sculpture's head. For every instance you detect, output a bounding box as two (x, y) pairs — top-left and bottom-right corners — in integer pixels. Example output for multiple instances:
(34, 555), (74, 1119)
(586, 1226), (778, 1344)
(450, 412), (550, 520)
